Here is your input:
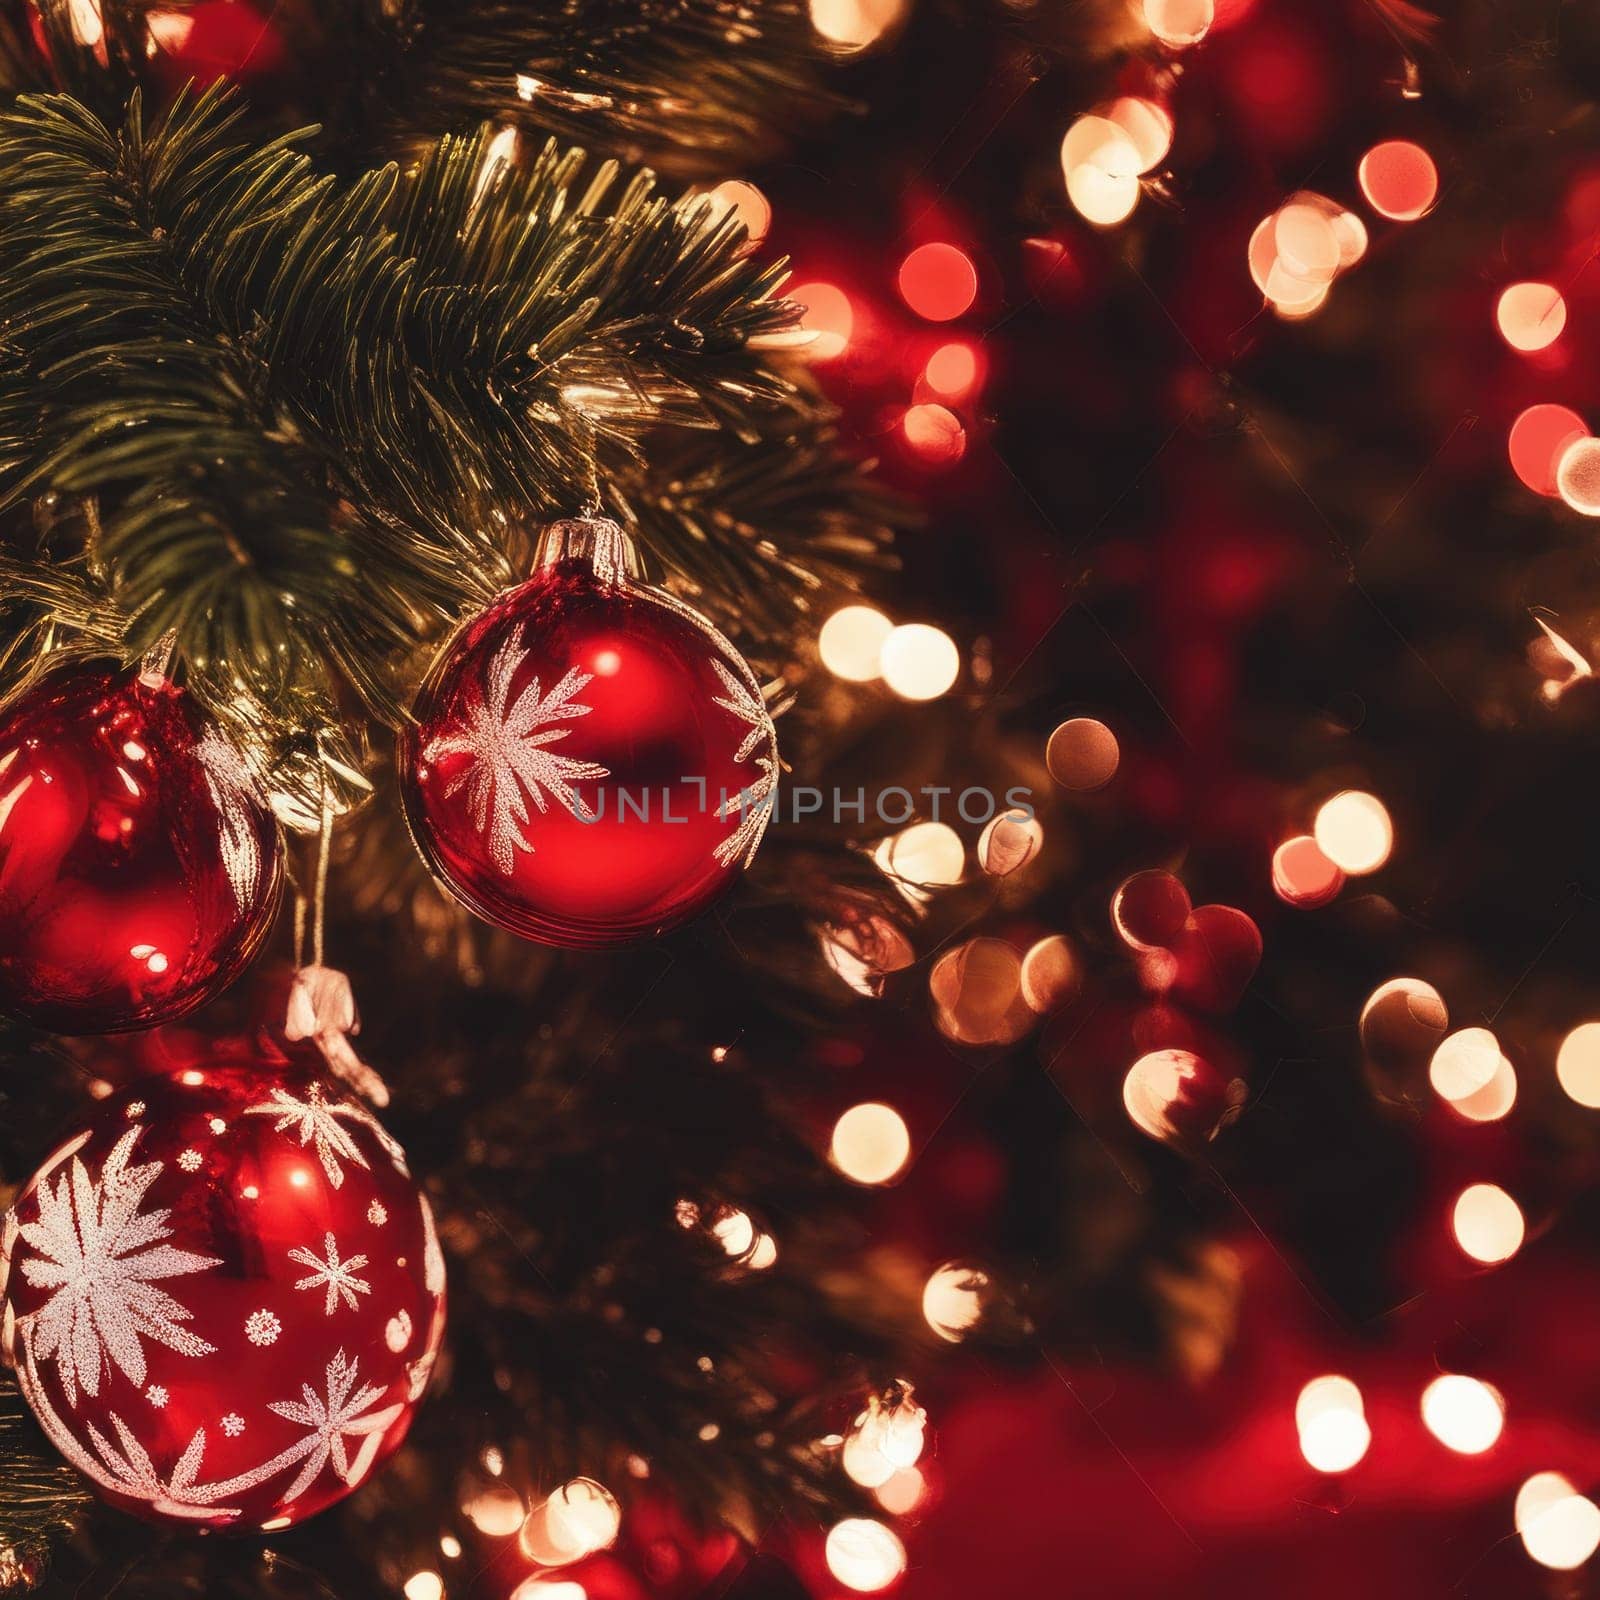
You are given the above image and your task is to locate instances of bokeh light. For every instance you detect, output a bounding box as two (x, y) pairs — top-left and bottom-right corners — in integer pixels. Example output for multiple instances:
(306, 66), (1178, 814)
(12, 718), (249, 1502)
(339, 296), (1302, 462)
(1360, 977), (1448, 1075)
(1272, 834), (1344, 908)
(931, 937), (1031, 1044)
(1312, 790), (1393, 875)
(1065, 157), (1140, 228)
(1429, 1027), (1516, 1122)
(923, 341), (979, 399)
(1496, 282), (1566, 352)
(1046, 717), (1120, 790)
(1123, 1048), (1236, 1145)
(1358, 139), (1438, 221)
(519, 1478), (621, 1566)
(1421, 1375), (1504, 1455)
(977, 807), (1043, 875)
(831, 1102), (912, 1184)
(898, 243), (978, 322)
(1112, 869), (1192, 951)
(1517, 1473), (1600, 1570)
(810, 0), (906, 51)
(1020, 935), (1079, 1013)
(825, 1518), (908, 1592)
(1103, 97), (1173, 172)
(404, 1574), (444, 1600)
(876, 819), (965, 892)
(464, 1480), (525, 1536)
(922, 1260), (990, 1341)
(819, 604), (894, 682)
(902, 401), (967, 465)
(880, 622), (961, 699)
(1509, 404), (1589, 496)
(1557, 1022), (1600, 1108)
(1142, 0), (1214, 47)
(875, 1466), (926, 1514)
(842, 1389), (928, 1490)
(789, 281), (853, 361)
(1062, 114), (1142, 181)
(1556, 436), (1600, 515)
(1296, 1375), (1371, 1473)
(1452, 1183), (1525, 1264)
(703, 179), (771, 252)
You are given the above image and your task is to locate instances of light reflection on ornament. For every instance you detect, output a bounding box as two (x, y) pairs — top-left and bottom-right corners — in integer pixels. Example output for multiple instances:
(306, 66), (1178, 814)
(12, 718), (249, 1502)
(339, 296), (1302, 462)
(1312, 790), (1392, 875)
(819, 605), (894, 682)
(880, 623), (960, 700)
(1142, 0), (1214, 47)
(826, 1518), (907, 1592)
(831, 1103), (912, 1185)
(1020, 935), (1079, 1013)
(1421, 1375), (1504, 1455)
(789, 282), (853, 361)
(1517, 1473), (1600, 1570)
(1510, 404), (1590, 496)
(1296, 1375), (1371, 1473)
(898, 243), (978, 322)
(1453, 1183), (1524, 1264)
(1046, 717), (1119, 790)
(519, 1478), (621, 1567)
(1557, 1022), (1600, 1108)
(922, 1260), (990, 1341)
(1272, 834), (1344, 908)
(1557, 436), (1600, 515)
(1497, 282), (1567, 353)
(1358, 140), (1438, 221)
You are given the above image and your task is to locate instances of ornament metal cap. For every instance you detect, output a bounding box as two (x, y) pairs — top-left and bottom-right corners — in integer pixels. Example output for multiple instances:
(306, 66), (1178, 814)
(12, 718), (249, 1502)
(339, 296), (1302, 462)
(533, 516), (643, 586)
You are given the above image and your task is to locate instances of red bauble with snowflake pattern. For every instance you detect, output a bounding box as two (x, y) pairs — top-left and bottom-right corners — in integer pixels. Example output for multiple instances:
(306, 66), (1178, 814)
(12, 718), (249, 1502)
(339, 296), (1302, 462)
(398, 519), (779, 947)
(0, 1060), (446, 1531)
(0, 659), (284, 1033)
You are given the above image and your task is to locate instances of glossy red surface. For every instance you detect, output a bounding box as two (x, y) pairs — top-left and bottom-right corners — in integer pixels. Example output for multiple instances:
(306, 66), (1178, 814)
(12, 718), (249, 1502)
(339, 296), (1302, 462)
(0, 1064), (445, 1531)
(400, 558), (778, 947)
(0, 663), (284, 1033)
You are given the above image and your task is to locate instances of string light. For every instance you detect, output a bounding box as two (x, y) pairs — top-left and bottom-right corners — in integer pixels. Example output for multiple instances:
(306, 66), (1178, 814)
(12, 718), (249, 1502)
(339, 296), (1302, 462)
(1517, 1473), (1600, 1570)
(902, 402), (967, 465)
(1296, 1375), (1371, 1473)
(842, 1386), (928, 1488)
(1061, 115), (1143, 226)
(1508, 404), (1589, 496)
(1452, 1183), (1525, 1264)
(510, 1583), (587, 1600)
(404, 1574), (444, 1600)
(922, 1260), (990, 1341)
(1420, 1375), (1504, 1454)
(831, 1103), (912, 1185)
(977, 808), (1043, 875)
(1360, 977), (1448, 1074)
(898, 243), (978, 322)
(1358, 140), (1439, 221)
(922, 342), (979, 400)
(1496, 282), (1566, 353)
(1429, 1028), (1516, 1122)
(1046, 717), (1119, 790)
(1557, 1022), (1600, 1108)
(1272, 835), (1344, 908)
(930, 938), (1031, 1045)
(875, 820), (965, 893)
(704, 179), (772, 251)
(1020, 935), (1079, 1013)
(825, 1518), (908, 1592)
(880, 623), (960, 700)
(1556, 436), (1600, 515)
(1312, 790), (1393, 875)
(1142, 0), (1214, 47)
(464, 1480), (525, 1536)
(819, 604), (893, 682)
(875, 1466), (926, 1514)
(1103, 97), (1173, 171)
(519, 1478), (621, 1566)
(789, 282), (854, 361)
(810, 0), (906, 52)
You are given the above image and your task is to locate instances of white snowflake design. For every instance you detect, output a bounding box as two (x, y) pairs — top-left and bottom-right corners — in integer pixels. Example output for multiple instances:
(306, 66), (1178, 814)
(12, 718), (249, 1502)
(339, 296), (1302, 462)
(366, 1202), (388, 1227)
(424, 637), (609, 875)
(708, 656), (778, 870)
(289, 1232), (372, 1315)
(245, 1309), (281, 1348)
(221, 1412), (246, 1438)
(265, 1349), (404, 1504)
(177, 1149), (202, 1173)
(146, 1384), (168, 1408)
(242, 1084), (373, 1190)
(14, 1126), (220, 1408)
(194, 728), (267, 912)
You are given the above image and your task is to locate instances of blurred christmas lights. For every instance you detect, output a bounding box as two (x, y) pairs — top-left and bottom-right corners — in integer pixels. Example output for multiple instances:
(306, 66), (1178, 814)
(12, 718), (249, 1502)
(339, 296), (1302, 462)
(831, 1102), (913, 1185)
(842, 1384), (928, 1489)
(880, 622), (961, 699)
(931, 937), (1032, 1045)
(1020, 935), (1079, 1013)
(825, 1517), (908, 1592)
(1312, 790), (1392, 875)
(1112, 869), (1191, 951)
(1496, 282), (1566, 353)
(1429, 1027), (1516, 1123)
(519, 1478), (621, 1566)
(1556, 436), (1600, 515)
(1452, 1183), (1525, 1264)
(1142, 0), (1214, 48)
(1272, 835), (1344, 908)
(1295, 1375), (1371, 1473)
(1420, 1375), (1504, 1455)
(819, 604), (894, 682)
(922, 341), (979, 401)
(1556, 1022), (1600, 1108)
(1360, 977), (1448, 1079)
(922, 1261), (990, 1341)
(876, 820), (965, 895)
(788, 281), (853, 361)
(901, 402), (967, 465)
(404, 1574), (444, 1600)
(1516, 1473), (1600, 1570)
(703, 179), (771, 251)
(1046, 717), (1119, 790)
(977, 807), (1043, 876)
(809, 0), (906, 52)
(1358, 140), (1438, 222)
(898, 243), (978, 322)
(1508, 404), (1589, 496)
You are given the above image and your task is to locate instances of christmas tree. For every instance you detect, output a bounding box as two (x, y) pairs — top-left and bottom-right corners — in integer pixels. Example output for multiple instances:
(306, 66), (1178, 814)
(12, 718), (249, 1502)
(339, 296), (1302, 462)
(6, 0), (1600, 1597)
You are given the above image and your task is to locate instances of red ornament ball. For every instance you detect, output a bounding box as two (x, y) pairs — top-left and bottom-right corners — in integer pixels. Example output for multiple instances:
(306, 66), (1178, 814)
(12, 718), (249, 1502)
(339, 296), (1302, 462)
(400, 520), (779, 947)
(0, 661), (284, 1033)
(0, 1062), (445, 1531)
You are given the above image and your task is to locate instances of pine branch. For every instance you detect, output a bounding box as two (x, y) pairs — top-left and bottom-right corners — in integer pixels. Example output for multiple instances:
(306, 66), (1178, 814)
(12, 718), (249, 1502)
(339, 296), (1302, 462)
(0, 86), (887, 748)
